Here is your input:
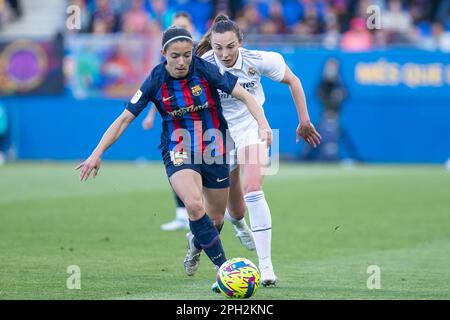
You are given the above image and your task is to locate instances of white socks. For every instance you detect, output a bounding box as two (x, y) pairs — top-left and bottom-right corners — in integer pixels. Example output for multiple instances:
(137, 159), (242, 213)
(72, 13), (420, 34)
(244, 191), (273, 270)
(176, 207), (189, 221)
(225, 209), (248, 231)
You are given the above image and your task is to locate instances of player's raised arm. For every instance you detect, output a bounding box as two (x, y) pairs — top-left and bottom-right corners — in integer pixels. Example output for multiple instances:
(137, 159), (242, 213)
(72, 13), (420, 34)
(230, 84), (273, 147)
(75, 109), (136, 181)
(281, 65), (321, 147)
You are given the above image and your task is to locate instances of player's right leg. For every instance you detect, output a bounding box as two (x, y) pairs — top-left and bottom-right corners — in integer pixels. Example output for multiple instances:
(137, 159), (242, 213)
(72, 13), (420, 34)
(239, 143), (277, 287)
(169, 169), (227, 275)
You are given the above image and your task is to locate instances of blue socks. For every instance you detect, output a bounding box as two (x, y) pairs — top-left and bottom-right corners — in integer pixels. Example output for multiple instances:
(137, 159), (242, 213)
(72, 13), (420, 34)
(193, 221), (223, 249)
(189, 214), (226, 268)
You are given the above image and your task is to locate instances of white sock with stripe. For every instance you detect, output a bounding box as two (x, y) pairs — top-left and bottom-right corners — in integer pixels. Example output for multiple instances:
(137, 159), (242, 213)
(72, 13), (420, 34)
(244, 191), (274, 271)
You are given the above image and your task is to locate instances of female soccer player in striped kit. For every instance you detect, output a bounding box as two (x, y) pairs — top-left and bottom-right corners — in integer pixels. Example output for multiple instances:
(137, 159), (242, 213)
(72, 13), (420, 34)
(76, 27), (273, 285)
(196, 15), (322, 287)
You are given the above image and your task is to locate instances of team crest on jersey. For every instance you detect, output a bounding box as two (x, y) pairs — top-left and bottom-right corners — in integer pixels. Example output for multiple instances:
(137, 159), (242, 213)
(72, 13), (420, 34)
(248, 67), (256, 76)
(170, 151), (187, 167)
(191, 85), (202, 96)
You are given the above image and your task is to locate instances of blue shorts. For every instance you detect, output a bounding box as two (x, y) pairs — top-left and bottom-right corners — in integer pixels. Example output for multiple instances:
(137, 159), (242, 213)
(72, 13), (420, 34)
(162, 151), (230, 189)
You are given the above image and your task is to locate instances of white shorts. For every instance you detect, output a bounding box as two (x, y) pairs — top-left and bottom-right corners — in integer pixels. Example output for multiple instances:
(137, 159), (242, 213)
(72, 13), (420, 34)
(229, 119), (265, 172)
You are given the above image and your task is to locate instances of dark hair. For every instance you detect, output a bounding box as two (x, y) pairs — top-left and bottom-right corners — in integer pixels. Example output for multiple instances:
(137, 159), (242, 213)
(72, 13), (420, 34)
(195, 14), (243, 57)
(174, 11), (193, 24)
(162, 26), (193, 52)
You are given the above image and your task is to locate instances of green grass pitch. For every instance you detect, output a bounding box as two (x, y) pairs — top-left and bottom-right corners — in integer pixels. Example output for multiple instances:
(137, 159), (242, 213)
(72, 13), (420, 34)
(0, 162), (449, 300)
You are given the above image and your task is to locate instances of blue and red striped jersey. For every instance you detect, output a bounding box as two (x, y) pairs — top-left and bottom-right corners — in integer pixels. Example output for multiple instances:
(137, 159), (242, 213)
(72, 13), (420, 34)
(126, 56), (238, 156)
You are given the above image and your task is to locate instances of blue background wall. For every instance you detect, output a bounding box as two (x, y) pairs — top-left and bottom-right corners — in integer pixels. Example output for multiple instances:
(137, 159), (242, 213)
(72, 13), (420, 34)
(1, 48), (450, 163)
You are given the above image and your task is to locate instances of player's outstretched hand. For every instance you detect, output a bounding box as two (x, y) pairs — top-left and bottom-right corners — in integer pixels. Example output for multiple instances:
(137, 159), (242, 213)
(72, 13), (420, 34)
(258, 123), (273, 148)
(296, 121), (321, 148)
(75, 154), (102, 181)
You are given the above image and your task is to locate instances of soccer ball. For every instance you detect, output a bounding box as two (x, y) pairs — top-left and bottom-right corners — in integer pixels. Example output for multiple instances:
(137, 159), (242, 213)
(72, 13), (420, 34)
(216, 257), (260, 299)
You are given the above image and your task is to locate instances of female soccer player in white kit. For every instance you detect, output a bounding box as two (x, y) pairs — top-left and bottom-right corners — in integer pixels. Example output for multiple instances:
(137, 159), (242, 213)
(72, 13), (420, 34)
(196, 14), (322, 287)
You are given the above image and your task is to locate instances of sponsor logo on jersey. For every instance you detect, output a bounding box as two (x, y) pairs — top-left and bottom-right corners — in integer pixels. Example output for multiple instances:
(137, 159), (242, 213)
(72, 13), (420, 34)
(191, 84), (202, 96)
(241, 81), (257, 90)
(167, 102), (210, 118)
(218, 81), (258, 100)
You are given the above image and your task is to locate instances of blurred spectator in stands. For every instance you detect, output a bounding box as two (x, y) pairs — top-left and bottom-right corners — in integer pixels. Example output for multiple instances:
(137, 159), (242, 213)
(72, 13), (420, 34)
(372, 28), (388, 49)
(411, 0), (442, 29)
(322, 3), (341, 49)
(322, 21), (341, 49)
(146, 0), (174, 31)
(172, 11), (201, 42)
(436, 0), (450, 28)
(340, 17), (373, 51)
(89, 0), (118, 33)
(419, 21), (450, 52)
(328, 0), (352, 33)
(122, 0), (151, 35)
(213, 0), (243, 20)
(264, 0), (287, 34)
(317, 58), (347, 120)
(301, 57), (346, 161)
(292, 2), (324, 36)
(382, 0), (413, 43)
(92, 16), (109, 34)
(236, 3), (262, 34)
(302, 57), (360, 162)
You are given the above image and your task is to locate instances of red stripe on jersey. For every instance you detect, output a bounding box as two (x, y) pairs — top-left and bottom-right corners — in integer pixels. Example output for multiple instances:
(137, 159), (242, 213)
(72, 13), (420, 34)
(199, 79), (225, 155)
(162, 83), (182, 153)
(181, 79), (205, 154)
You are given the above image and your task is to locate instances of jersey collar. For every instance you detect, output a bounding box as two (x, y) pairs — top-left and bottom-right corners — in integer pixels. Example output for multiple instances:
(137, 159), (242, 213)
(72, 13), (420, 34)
(213, 48), (244, 71)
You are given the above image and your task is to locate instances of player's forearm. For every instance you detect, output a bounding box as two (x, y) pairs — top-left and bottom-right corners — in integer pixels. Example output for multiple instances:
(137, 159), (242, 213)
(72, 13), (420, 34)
(288, 77), (310, 123)
(92, 111), (134, 157)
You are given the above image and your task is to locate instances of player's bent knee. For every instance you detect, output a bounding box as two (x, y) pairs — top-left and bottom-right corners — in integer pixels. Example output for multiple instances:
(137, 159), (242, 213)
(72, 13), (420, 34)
(183, 198), (205, 219)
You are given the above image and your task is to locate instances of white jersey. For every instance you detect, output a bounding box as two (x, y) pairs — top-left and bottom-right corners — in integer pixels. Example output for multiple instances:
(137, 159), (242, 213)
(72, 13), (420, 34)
(201, 48), (286, 134)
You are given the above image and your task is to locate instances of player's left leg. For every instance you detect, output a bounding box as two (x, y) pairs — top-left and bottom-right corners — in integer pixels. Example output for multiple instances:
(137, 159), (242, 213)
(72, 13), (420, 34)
(226, 165), (255, 251)
(202, 186), (229, 294)
(239, 143), (277, 287)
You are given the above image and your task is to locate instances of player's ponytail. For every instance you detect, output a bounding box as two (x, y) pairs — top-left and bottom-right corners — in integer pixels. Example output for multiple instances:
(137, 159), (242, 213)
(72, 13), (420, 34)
(195, 14), (243, 57)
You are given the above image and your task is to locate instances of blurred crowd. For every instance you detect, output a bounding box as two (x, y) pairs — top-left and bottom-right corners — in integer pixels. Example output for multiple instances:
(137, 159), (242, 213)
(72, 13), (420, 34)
(68, 0), (450, 51)
(1, 0), (450, 51)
